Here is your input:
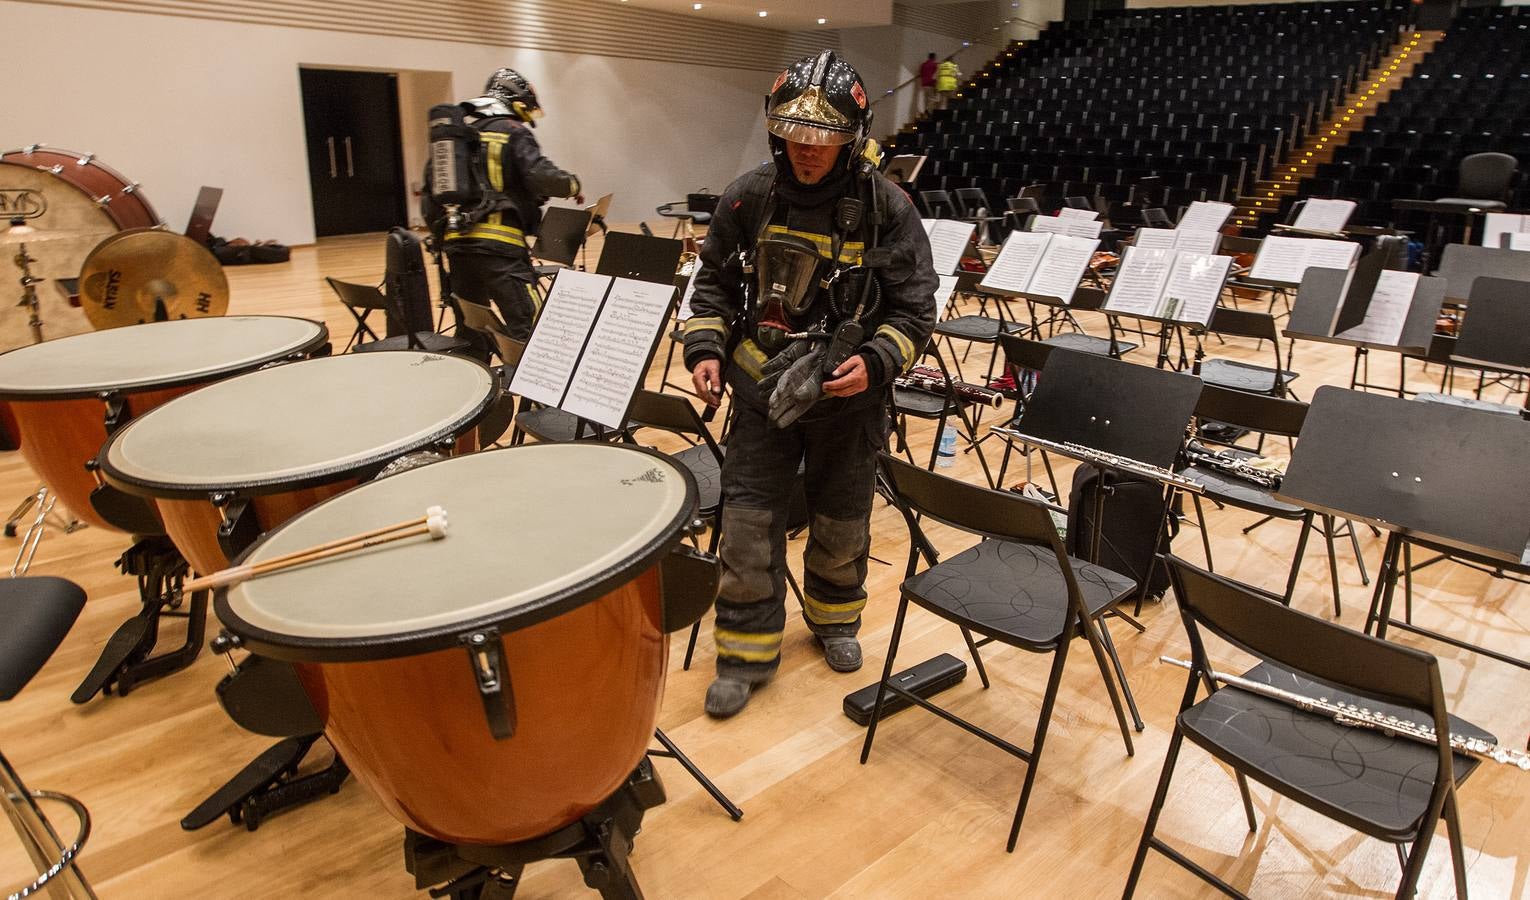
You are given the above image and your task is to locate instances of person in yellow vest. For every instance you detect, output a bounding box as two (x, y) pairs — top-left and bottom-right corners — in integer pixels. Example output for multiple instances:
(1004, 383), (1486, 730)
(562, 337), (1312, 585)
(934, 58), (961, 110)
(432, 69), (582, 341)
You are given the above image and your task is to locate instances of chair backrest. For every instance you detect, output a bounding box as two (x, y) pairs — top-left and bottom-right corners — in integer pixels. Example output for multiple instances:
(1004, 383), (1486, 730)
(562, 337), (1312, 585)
(920, 190), (956, 218)
(1194, 384), (1307, 439)
(1141, 207), (1172, 228)
(1207, 305), (1280, 344)
(998, 332), (1054, 375)
(1166, 556), (1446, 726)
(953, 187), (990, 217)
(625, 389), (723, 463)
(454, 296), (525, 366)
(1006, 197), (1041, 216)
(1456, 152), (1517, 203)
(326, 277), (389, 312)
(880, 453), (1065, 554)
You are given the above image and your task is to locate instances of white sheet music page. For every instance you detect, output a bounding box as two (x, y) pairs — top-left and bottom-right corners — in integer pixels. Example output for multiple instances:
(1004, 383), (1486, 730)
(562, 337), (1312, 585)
(1029, 215), (1073, 236)
(562, 277), (674, 429)
(510, 268), (609, 408)
(1134, 228), (1177, 250)
(1509, 232), (1530, 252)
(980, 231), (1051, 292)
(924, 220), (976, 276)
(1057, 207), (1100, 221)
(1027, 235), (1098, 303)
(1172, 230), (1222, 255)
(1162, 253), (1233, 325)
(1483, 213), (1530, 248)
(1292, 198), (1357, 233)
(1105, 246), (1176, 318)
(1176, 201), (1234, 233)
(934, 275), (960, 319)
(1337, 270), (1419, 347)
(1249, 235), (1358, 284)
(677, 270), (699, 321)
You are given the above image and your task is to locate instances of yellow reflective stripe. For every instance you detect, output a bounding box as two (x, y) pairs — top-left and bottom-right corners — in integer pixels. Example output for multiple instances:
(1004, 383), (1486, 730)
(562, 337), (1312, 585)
(685, 316), (728, 338)
(875, 324), (918, 373)
(481, 132), (507, 228)
(763, 225), (864, 264)
(447, 222), (526, 247)
(803, 595), (866, 625)
(714, 628), (783, 662)
(731, 339), (767, 381)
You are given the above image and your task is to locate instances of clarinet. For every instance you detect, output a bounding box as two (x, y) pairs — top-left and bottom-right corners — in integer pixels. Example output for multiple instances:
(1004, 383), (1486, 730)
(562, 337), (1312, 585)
(893, 365), (1004, 408)
(1160, 657), (1530, 771)
(990, 427), (1206, 494)
(1181, 440), (1283, 491)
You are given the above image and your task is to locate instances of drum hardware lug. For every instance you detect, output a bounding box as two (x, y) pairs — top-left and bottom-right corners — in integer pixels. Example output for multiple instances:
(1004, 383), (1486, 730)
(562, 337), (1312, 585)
(100, 392), (130, 435)
(85, 458), (104, 487)
(213, 493), (261, 563)
(460, 629), (516, 740)
(211, 630), (243, 674)
(78, 153), (94, 165)
(123, 182), (139, 194)
(48, 164), (63, 175)
(21, 143), (41, 154)
(96, 194), (113, 207)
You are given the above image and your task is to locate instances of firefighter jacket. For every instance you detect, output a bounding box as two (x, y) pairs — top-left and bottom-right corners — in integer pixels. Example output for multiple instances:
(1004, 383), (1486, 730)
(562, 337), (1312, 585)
(437, 116), (580, 254)
(683, 162), (938, 408)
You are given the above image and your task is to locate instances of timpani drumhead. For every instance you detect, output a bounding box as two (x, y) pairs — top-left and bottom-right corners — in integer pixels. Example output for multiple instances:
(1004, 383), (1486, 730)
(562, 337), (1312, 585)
(219, 444), (695, 659)
(100, 352), (496, 496)
(0, 317), (326, 399)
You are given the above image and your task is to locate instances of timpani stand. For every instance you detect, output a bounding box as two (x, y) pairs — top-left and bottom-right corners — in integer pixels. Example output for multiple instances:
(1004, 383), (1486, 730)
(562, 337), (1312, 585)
(985, 350), (1203, 731)
(1277, 386), (1530, 670)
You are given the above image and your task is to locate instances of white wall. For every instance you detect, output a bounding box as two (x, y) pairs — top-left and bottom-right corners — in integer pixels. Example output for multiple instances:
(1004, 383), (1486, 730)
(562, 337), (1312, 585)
(0, 0), (780, 244)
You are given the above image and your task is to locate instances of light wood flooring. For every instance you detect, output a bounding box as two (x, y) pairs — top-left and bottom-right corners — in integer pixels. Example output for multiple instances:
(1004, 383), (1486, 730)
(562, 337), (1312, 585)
(2, 231), (1527, 899)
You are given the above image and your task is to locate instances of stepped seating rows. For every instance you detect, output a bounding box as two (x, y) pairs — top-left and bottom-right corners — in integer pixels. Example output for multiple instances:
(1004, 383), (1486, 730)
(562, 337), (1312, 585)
(1286, 7), (1530, 228)
(888, 0), (1409, 223)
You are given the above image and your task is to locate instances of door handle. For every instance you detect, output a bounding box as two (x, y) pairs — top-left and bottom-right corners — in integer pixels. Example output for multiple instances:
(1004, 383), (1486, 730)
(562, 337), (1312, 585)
(344, 136), (354, 177)
(327, 137), (337, 178)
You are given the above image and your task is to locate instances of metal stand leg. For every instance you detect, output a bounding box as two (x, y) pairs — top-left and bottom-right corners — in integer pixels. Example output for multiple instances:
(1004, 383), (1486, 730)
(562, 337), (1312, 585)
(648, 728), (742, 821)
(7, 486), (86, 576)
(0, 749), (97, 900)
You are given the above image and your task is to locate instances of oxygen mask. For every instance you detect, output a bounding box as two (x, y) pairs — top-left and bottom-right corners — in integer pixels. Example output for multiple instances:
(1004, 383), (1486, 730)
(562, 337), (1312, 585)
(752, 234), (827, 354)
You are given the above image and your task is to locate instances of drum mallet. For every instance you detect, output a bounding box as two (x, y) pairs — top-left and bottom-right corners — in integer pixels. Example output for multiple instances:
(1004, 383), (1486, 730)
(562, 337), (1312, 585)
(183, 506), (449, 592)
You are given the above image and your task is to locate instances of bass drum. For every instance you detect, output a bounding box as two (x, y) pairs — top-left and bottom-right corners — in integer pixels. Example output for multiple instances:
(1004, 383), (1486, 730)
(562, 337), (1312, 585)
(0, 146), (161, 350)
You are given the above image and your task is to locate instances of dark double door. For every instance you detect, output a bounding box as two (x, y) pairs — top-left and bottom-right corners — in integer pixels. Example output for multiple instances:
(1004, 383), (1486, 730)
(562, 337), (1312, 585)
(300, 68), (408, 237)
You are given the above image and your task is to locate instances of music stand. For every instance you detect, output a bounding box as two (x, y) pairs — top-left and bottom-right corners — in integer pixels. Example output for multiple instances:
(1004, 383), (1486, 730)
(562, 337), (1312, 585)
(1277, 385), (1530, 669)
(1451, 276), (1530, 378)
(594, 232), (683, 286)
(532, 206), (594, 274)
(998, 349), (1205, 729)
(183, 186), (223, 245)
(585, 193), (614, 238)
(1284, 266), (1447, 396)
(1433, 243), (1530, 303)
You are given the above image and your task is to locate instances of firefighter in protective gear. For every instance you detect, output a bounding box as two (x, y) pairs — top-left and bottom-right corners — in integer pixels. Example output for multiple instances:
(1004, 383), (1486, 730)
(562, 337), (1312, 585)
(427, 68), (582, 341)
(684, 50), (938, 718)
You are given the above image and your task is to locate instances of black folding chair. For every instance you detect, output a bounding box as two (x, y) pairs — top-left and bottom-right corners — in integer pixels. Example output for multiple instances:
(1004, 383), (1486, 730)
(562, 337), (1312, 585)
(325, 277), (388, 352)
(863, 454), (1139, 852)
(890, 343), (998, 487)
(1195, 306), (1299, 399)
(1125, 557), (1488, 900)
(455, 297), (525, 447)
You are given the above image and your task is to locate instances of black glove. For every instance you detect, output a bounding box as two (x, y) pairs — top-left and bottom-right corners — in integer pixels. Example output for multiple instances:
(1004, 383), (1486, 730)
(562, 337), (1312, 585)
(767, 346), (827, 429)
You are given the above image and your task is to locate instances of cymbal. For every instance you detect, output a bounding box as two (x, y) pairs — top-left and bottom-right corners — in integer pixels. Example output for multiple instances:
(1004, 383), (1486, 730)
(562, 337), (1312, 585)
(78, 229), (229, 330)
(0, 223), (111, 246)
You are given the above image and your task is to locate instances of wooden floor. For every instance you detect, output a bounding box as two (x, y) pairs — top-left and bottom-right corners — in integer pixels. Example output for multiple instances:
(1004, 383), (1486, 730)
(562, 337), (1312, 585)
(3, 231), (1527, 899)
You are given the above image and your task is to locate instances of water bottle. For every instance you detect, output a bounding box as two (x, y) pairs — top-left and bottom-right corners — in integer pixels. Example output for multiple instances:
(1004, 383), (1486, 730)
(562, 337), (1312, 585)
(936, 426), (957, 467)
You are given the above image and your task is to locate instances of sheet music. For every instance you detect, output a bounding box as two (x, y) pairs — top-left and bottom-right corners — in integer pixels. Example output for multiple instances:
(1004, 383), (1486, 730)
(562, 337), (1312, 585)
(1105, 247), (1176, 317)
(979, 232), (1051, 292)
(1337, 270), (1420, 347)
(1171, 230), (1221, 255)
(1292, 198), (1357, 233)
(934, 275), (959, 319)
(509, 269), (608, 408)
(1134, 228), (1177, 250)
(1057, 207), (1100, 221)
(1176, 201), (1234, 233)
(1482, 212), (1530, 249)
(1161, 253), (1232, 325)
(562, 278), (674, 429)
(1248, 235), (1359, 284)
(1026, 235), (1098, 303)
(923, 219), (976, 276)
(1510, 232), (1530, 252)
(677, 270), (699, 321)
(1031, 215), (1102, 240)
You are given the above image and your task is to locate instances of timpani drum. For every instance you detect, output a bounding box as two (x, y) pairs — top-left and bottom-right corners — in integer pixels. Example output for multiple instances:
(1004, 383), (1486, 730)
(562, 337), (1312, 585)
(98, 350), (497, 575)
(0, 317), (329, 532)
(1, 146), (161, 349)
(217, 444), (698, 845)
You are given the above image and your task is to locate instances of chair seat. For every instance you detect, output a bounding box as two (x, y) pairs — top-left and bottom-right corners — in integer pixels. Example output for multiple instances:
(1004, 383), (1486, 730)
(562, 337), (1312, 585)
(673, 443), (721, 516)
(354, 333), (470, 355)
(936, 315), (1005, 342)
(1180, 661), (1489, 838)
(902, 539), (1136, 647)
(515, 406), (587, 443)
(534, 263), (564, 279)
(1415, 392), (1522, 416)
(1041, 331), (1138, 357)
(1199, 358), (1298, 394)
(1182, 463), (1304, 517)
(658, 209), (712, 225)
(1433, 197), (1507, 212)
(0, 576), (87, 701)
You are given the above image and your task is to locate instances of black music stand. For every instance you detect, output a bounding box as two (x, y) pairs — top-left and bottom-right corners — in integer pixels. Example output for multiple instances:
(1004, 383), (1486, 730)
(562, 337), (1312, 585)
(1283, 266), (1447, 396)
(1433, 243), (1530, 303)
(1002, 349), (1205, 729)
(1450, 276), (1530, 378)
(1277, 386), (1530, 669)
(532, 206), (595, 279)
(595, 232), (684, 286)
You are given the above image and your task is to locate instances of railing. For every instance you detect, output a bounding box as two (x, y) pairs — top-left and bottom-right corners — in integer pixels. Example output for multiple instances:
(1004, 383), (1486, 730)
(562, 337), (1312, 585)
(869, 16), (1052, 129)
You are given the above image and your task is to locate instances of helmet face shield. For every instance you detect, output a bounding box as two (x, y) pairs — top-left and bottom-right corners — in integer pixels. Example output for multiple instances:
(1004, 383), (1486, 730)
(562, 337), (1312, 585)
(766, 119), (855, 146)
(767, 85), (856, 146)
(755, 235), (827, 316)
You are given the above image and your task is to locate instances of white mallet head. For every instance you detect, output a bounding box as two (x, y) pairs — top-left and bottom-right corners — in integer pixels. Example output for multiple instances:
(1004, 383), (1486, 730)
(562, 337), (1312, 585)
(426, 513), (449, 540)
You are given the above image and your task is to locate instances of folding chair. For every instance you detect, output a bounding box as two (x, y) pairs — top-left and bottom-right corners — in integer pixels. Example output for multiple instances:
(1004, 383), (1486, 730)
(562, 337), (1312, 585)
(890, 343), (998, 486)
(1195, 306), (1299, 399)
(863, 454), (1140, 852)
(325, 277), (388, 352)
(1125, 557), (1489, 900)
(455, 297), (525, 447)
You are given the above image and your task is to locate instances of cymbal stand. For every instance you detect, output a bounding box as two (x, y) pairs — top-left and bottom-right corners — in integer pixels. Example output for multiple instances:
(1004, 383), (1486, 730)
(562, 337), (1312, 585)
(6, 240), (87, 575)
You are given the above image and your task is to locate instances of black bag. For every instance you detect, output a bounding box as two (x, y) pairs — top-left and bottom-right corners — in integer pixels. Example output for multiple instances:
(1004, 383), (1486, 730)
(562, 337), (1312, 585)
(1065, 464), (1178, 600)
(384, 228), (434, 337)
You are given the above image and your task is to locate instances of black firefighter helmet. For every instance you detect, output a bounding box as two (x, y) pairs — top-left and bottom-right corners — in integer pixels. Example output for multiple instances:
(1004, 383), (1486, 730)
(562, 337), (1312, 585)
(484, 67), (543, 126)
(765, 51), (873, 179)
